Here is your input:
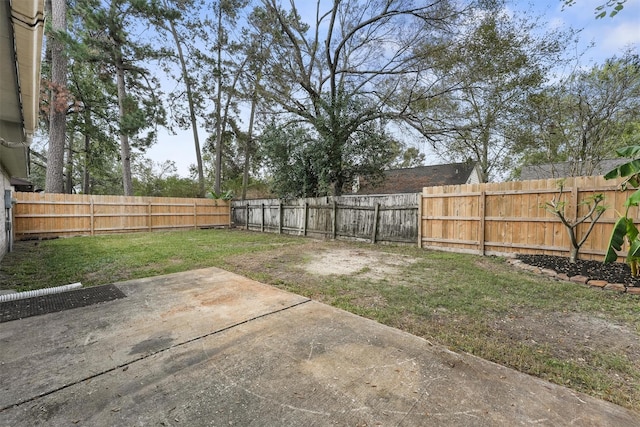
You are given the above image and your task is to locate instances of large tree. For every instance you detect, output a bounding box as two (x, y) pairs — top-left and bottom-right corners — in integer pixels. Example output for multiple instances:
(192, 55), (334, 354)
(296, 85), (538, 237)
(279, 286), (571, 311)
(403, 4), (568, 182)
(72, 0), (167, 195)
(258, 0), (461, 196)
(193, 0), (249, 194)
(157, 0), (208, 197)
(262, 118), (397, 198)
(63, 32), (123, 194)
(515, 51), (640, 177)
(236, 6), (273, 200)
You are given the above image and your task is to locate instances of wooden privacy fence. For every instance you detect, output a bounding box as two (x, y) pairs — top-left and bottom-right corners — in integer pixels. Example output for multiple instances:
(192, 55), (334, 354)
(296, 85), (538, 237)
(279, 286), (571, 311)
(13, 176), (635, 261)
(12, 192), (231, 240)
(420, 175), (636, 261)
(231, 193), (419, 244)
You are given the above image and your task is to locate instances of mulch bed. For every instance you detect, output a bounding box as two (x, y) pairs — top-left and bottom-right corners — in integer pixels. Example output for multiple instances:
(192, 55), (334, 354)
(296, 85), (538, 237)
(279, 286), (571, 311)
(516, 254), (640, 287)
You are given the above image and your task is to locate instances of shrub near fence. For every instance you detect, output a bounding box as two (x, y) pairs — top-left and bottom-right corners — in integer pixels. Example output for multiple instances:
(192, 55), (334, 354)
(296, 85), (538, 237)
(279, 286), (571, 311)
(231, 193), (419, 244)
(420, 176), (636, 261)
(12, 192), (230, 240)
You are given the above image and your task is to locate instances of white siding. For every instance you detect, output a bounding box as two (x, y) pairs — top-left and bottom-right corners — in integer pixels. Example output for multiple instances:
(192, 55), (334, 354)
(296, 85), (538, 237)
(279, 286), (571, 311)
(466, 165), (482, 184)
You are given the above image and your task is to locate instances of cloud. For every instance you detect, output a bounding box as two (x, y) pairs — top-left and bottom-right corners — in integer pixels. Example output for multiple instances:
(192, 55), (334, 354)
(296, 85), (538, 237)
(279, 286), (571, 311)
(600, 22), (640, 50)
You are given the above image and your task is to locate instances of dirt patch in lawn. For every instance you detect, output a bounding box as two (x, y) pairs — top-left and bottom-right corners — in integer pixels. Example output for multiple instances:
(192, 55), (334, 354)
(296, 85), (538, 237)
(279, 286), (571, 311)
(302, 248), (417, 280)
(491, 312), (640, 362)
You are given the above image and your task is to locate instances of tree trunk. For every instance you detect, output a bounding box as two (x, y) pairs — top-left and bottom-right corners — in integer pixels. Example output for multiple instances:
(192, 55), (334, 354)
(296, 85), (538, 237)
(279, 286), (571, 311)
(45, 0), (67, 193)
(82, 110), (91, 194)
(64, 132), (74, 193)
(83, 132), (90, 194)
(569, 246), (579, 264)
(481, 127), (490, 183)
(115, 52), (133, 196)
(213, 5), (223, 194)
(167, 16), (205, 197)
(242, 91), (258, 200)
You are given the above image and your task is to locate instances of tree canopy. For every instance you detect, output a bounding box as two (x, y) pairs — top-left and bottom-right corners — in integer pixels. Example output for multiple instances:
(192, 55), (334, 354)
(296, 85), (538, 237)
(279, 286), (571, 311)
(34, 0), (639, 197)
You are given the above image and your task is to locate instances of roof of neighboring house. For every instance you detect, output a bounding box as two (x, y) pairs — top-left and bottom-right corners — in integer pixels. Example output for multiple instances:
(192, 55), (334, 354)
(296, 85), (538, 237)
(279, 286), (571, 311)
(356, 162), (480, 195)
(10, 176), (34, 192)
(0, 1), (44, 178)
(520, 159), (629, 180)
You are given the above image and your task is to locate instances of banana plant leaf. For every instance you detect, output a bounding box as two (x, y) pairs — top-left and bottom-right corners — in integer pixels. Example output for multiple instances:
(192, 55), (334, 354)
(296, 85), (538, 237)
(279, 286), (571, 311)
(605, 216), (630, 263)
(624, 189), (640, 207)
(629, 237), (640, 260)
(604, 158), (640, 182)
(614, 146), (640, 159)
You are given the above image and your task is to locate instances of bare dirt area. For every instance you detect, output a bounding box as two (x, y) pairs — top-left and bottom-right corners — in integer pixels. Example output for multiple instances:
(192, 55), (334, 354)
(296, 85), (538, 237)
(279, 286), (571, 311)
(302, 247), (417, 279)
(491, 311), (640, 363)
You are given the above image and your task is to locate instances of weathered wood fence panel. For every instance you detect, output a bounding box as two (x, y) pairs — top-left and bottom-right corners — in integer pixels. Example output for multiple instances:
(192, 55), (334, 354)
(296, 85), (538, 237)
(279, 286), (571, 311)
(13, 192), (230, 240)
(420, 176), (636, 261)
(232, 194), (420, 244)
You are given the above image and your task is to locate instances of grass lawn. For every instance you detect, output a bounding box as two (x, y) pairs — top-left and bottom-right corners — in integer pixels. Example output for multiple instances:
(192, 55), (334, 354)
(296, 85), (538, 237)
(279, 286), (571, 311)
(2, 228), (639, 412)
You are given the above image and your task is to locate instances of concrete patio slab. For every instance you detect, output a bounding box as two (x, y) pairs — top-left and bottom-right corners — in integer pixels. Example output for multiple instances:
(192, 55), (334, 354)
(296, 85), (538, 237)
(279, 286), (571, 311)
(1, 267), (638, 426)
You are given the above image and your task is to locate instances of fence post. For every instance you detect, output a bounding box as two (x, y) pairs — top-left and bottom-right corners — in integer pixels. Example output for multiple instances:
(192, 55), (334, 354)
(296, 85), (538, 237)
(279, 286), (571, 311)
(261, 203), (265, 232)
(194, 202), (198, 230)
(571, 184), (579, 223)
(90, 198), (95, 236)
(148, 201), (152, 232)
(416, 193), (422, 248)
(479, 191), (486, 255)
(332, 200), (337, 240)
(303, 202), (308, 236)
(246, 203), (250, 230)
(279, 201), (283, 234)
(371, 203), (380, 243)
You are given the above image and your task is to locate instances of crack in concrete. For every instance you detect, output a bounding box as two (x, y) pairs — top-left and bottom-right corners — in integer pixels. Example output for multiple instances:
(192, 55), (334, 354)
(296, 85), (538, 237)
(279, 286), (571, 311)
(0, 298), (312, 413)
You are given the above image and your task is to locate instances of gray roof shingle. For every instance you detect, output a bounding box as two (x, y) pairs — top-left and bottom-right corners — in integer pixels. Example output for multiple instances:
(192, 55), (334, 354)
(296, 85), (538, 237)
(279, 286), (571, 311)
(356, 162), (478, 194)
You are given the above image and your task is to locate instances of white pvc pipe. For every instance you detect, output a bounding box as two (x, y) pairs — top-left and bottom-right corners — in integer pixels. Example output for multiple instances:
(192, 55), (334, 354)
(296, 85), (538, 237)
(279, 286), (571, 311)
(0, 282), (82, 303)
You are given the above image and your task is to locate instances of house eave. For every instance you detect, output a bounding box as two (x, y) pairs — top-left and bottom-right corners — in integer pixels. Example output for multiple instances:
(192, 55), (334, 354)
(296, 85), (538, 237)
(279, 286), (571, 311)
(0, 0), (44, 178)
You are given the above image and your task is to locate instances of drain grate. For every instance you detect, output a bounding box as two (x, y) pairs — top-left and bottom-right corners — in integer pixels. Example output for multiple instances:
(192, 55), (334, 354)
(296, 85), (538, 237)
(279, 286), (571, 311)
(0, 284), (126, 323)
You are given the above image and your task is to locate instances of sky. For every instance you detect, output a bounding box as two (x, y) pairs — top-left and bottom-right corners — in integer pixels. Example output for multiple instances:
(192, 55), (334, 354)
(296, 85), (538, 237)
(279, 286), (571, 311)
(145, 0), (640, 178)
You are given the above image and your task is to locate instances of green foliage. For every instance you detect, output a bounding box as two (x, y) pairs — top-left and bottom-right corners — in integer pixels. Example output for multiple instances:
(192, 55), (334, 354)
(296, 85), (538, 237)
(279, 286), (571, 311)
(595, 1), (625, 18)
(63, 0), (171, 195)
(132, 158), (200, 197)
(261, 119), (396, 198)
(388, 145), (426, 169)
(563, 0), (627, 19)
(515, 51), (640, 177)
(604, 145), (640, 275)
(261, 124), (325, 198)
(404, 4), (567, 182)
(72, 0), (168, 141)
(206, 189), (234, 200)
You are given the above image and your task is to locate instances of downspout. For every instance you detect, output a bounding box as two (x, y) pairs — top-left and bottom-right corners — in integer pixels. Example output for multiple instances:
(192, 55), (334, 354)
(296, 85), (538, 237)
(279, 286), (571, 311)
(0, 282), (82, 303)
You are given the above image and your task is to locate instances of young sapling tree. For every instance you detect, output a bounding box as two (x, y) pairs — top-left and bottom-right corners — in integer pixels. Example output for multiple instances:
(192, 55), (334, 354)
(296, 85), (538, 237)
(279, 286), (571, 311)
(542, 180), (606, 263)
